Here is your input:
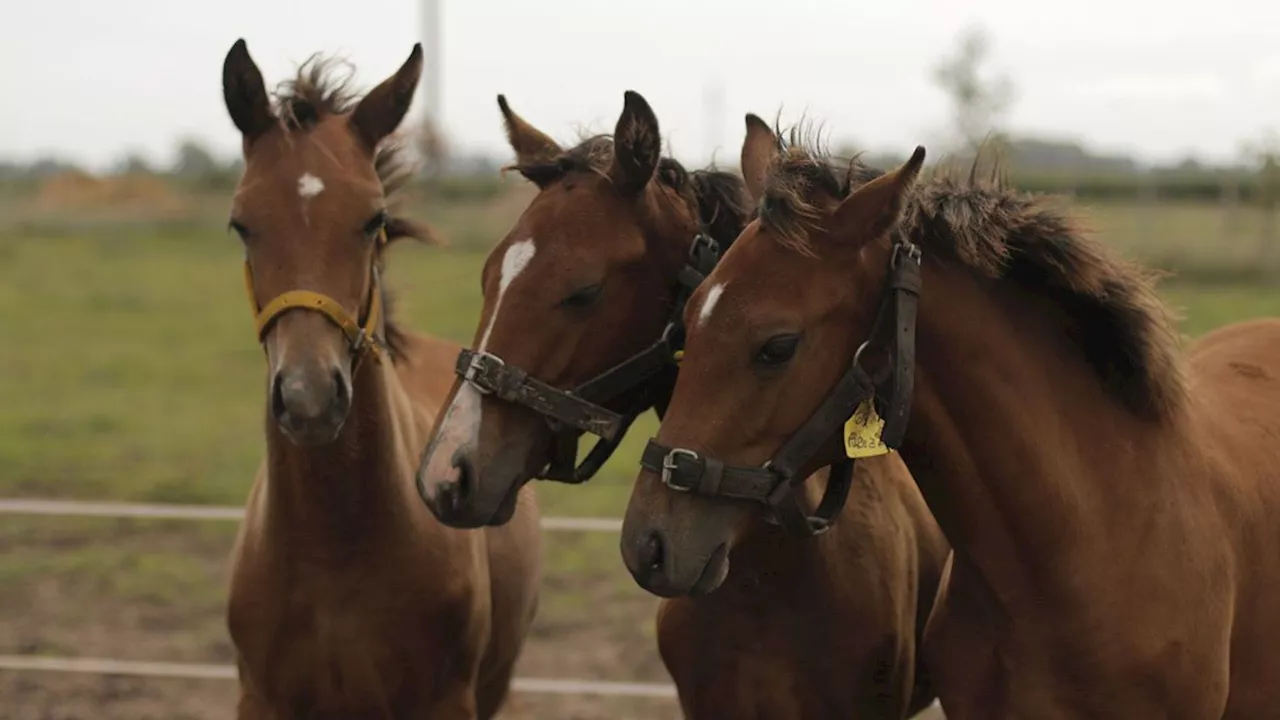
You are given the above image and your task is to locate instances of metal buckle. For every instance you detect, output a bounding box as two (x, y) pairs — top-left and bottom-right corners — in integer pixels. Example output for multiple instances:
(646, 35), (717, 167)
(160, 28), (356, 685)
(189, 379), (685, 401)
(350, 327), (368, 353)
(462, 351), (503, 396)
(689, 233), (718, 261)
(891, 240), (922, 269)
(660, 448), (699, 492)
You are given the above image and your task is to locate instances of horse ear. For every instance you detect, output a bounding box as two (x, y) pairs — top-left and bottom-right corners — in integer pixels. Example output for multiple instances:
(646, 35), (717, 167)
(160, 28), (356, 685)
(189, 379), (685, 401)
(222, 39), (274, 143)
(497, 95), (562, 168)
(740, 113), (778, 203)
(829, 146), (926, 246)
(610, 91), (661, 196)
(350, 44), (423, 151)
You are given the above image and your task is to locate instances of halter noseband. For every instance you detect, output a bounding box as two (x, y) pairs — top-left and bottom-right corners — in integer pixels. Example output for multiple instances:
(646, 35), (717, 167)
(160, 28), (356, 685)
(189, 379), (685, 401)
(243, 227), (388, 368)
(450, 232), (721, 485)
(639, 238), (922, 537)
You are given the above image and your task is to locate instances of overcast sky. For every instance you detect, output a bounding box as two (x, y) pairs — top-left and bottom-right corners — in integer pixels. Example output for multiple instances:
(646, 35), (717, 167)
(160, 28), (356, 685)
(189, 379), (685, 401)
(2, 0), (1278, 170)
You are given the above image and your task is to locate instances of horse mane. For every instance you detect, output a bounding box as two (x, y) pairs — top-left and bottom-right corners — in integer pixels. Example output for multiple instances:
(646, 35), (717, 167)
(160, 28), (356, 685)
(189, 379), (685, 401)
(271, 54), (418, 362)
(758, 127), (1188, 421)
(757, 123), (886, 258)
(508, 136), (753, 250)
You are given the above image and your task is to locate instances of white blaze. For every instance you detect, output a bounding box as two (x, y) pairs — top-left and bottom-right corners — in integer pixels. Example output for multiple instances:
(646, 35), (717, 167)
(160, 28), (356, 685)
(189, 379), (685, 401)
(477, 238), (536, 351)
(697, 282), (726, 328)
(437, 237), (538, 453)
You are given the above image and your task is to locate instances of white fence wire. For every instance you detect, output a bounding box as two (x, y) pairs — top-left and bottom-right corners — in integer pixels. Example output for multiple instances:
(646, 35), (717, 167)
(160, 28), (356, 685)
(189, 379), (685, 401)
(0, 497), (677, 701)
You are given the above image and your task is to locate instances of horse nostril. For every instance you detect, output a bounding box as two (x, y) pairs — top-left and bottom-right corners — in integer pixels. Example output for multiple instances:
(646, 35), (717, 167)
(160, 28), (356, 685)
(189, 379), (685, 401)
(332, 369), (350, 409)
(452, 452), (475, 501)
(270, 372), (287, 421)
(645, 531), (665, 573)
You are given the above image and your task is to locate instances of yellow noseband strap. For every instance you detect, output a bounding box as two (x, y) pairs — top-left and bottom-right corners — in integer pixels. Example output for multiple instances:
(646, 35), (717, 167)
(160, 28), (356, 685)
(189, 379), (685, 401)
(243, 229), (387, 364)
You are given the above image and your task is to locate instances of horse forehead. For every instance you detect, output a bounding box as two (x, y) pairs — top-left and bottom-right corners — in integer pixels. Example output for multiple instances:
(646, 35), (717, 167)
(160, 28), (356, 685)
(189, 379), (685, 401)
(245, 127), (375, 189)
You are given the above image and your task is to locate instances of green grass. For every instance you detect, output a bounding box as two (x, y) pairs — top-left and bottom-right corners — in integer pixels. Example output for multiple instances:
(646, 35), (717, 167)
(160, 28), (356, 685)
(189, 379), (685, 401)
(0, 224), (647, 519)
(4, 193), (1280, 678)
(1, 195), (1278, 519)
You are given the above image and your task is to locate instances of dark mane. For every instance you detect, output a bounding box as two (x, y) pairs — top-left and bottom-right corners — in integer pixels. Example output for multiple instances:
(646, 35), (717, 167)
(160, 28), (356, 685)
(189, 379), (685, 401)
(688, 167), (753, 250)
(757, 125), (884, 257)
(760, 131), (1187, 420)
(508, 136), (752, 249)
(274, 54), (419, 362)
(272, 55), (359, 131)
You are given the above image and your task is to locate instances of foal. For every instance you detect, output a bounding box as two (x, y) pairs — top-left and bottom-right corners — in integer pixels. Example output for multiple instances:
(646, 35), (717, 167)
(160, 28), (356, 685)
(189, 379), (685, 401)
(221, 41), (541, 719)
(624, 122), (1280, 717)
(416, 94), (948, 718)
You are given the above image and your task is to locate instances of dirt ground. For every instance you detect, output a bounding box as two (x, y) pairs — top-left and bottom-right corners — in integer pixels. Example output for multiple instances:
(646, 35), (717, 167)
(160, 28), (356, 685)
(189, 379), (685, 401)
(0, 519), (677, 720)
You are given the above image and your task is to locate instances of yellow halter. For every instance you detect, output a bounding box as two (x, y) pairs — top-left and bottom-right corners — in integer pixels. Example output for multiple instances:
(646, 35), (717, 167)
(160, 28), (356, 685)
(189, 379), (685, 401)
(243, 228), (388, 366)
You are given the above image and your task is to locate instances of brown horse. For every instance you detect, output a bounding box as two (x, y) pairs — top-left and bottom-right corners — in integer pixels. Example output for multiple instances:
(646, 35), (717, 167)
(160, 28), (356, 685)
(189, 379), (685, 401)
(221, 41), (541, 719)
(416, 93), (949, 718)
(622, 118), (1280, 717)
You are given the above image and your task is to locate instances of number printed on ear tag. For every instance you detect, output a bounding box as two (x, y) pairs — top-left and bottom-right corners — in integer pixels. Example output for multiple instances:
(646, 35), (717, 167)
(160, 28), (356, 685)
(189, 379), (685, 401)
(843, 400), (889, 459)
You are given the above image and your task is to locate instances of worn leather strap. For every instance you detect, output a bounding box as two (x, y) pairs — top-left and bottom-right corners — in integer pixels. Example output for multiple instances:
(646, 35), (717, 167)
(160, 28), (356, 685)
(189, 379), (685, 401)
(639, 442), (780, 500)
(456, 349), (626, 439)
(877, 242), (921, 447)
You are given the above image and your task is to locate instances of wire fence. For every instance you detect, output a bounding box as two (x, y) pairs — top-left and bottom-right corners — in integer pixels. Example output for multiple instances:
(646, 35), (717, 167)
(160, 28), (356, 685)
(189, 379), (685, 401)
(0, 497), (677, 702)
(0, 497), (622, 532)
(0, 655), (676, 699)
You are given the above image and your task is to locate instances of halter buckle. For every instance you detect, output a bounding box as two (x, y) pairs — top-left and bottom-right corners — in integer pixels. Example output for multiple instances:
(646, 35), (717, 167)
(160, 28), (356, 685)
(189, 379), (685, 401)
(462, 351), (504, 396)
(660, 448), (700, 492)
(689, 233), (719, 260)
(891, 240), (922, 269)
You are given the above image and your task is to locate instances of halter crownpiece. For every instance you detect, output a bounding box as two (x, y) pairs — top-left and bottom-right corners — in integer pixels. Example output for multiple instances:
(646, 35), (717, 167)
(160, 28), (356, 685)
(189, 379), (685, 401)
(243, 227), (388, 366)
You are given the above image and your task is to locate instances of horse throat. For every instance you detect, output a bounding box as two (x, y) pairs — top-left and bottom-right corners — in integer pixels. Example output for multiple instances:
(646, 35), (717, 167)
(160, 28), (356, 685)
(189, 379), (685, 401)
(263, 360), (412, 549)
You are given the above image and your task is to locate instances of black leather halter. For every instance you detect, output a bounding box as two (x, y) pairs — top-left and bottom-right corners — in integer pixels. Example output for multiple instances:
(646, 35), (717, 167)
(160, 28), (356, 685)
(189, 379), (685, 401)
(453, 233), (721, 483)
(639, 238), (922, 537)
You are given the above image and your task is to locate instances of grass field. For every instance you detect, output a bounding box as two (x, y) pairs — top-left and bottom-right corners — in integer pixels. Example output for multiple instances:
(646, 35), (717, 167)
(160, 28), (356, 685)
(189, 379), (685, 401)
(2, 185), (1280, 719)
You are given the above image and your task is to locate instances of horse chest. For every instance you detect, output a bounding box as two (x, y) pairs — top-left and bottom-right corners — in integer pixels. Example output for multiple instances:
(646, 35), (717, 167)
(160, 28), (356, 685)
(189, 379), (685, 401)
(660, 599), (900, 720)
(230, 561), (465, 714)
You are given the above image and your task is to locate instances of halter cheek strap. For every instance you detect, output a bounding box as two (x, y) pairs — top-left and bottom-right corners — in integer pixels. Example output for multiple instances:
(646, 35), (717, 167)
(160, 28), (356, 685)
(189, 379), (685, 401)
(243, 228), (387, 365)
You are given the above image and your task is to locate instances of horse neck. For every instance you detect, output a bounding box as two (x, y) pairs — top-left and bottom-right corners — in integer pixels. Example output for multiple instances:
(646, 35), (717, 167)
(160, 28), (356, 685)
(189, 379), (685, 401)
(899, 261), (1181, 596)
(264, 358), (414, 551)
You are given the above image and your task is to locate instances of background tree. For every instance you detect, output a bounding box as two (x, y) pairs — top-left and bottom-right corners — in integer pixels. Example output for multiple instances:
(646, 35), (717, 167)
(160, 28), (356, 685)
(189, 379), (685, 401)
(931, 25), (1015, 155)
(1240, 129), (1280, 267)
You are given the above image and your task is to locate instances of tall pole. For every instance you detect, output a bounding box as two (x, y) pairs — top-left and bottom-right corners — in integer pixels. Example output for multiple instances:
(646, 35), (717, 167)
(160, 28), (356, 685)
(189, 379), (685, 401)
(419, 0), (445, 178)
(420, 0), (442, 128)
(703, 77), (725, 167)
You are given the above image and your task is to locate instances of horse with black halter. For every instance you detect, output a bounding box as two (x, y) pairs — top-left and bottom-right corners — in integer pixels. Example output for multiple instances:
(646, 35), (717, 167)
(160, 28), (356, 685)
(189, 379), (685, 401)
(416, 95), (948, 718)
(627, 118), (1280, 717)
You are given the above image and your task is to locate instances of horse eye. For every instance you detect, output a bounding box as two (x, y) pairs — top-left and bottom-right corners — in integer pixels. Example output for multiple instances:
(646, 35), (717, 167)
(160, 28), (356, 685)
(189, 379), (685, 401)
(362, 210), (388, 239)
(560, 283), (603, 309)
(755, 333), (801, 367)
(228, 220), (249, 241)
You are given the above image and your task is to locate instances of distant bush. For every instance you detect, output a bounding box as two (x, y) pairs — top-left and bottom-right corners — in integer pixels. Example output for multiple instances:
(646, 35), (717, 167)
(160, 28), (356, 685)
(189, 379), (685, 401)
(420, 176), (506, 203)
(417, 170), (1270, 206)
(1011, 172), (1265, 203)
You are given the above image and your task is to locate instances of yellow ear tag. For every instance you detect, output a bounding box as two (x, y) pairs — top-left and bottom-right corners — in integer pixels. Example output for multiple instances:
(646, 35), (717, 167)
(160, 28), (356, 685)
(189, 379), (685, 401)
(843, 400), (890, 459)
(672, 349), (685, 365)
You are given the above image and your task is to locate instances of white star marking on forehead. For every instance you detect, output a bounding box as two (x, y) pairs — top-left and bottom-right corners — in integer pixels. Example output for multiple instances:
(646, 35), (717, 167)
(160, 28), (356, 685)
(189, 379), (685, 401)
(297, 173), (325, 198)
